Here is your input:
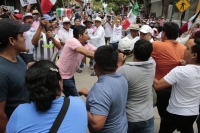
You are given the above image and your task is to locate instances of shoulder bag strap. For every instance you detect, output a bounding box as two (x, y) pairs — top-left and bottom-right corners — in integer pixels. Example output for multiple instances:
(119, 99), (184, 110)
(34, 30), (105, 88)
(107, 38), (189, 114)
(49, 97), (70, 133)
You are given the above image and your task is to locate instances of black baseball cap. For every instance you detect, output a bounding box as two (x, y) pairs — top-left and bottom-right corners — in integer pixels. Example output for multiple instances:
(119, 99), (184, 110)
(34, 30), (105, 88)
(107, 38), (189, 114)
(0, 18), (31, 45)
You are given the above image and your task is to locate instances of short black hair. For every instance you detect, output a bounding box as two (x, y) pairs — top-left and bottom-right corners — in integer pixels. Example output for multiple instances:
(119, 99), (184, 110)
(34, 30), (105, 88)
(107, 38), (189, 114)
(0, 33), (18, 50)
(94, 46), (118, 72)
(25, 60), (61, 112)
(163, 22), (179, 40)
(134, 39), (153, 61)
(192, 39), (200, 63)
(73, 25), (87, 39)
(194, 31), (200, 40)
(74, 17), (81, 22)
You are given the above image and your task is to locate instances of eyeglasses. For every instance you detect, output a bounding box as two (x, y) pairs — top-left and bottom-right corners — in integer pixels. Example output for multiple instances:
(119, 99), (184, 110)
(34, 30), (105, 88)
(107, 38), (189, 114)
(63, 22), (70, 25)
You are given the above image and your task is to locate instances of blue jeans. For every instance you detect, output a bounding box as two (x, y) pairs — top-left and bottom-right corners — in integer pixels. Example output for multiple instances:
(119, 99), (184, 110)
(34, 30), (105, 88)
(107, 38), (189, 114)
(127, 117), (154, 133)
(80, 61), (84, 68)
(109, 42), (119, 51)
(63, 77), (78, 97)
(89, 58), (94, 67)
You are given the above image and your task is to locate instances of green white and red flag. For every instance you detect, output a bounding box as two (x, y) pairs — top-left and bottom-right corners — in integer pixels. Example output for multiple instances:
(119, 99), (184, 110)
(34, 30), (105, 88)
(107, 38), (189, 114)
(122, 1), (139, 30)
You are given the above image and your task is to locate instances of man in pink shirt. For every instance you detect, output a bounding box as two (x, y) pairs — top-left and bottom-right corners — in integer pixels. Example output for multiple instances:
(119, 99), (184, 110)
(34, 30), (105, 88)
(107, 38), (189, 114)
(57, 25), (96, 97)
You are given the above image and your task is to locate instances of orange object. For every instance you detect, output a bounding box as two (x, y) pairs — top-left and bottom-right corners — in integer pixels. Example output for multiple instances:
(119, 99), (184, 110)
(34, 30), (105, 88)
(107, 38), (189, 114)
(151, 40), (186, 80)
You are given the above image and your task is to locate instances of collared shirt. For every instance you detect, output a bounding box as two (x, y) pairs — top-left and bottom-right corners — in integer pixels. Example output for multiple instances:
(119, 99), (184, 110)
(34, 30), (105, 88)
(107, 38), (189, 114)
(23, 27), (36, 54)
(104, 22), (112, 37)
(87, 26), (96, 45)
(55, 28), (73, 55)
(90, 25), (105, 47)
(118, 57), (155, 122)
(32, 20), (40, 30)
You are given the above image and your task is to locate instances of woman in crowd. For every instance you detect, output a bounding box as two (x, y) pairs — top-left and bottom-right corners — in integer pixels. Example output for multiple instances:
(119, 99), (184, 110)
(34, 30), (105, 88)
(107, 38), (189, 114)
(6, 60), (87, 133)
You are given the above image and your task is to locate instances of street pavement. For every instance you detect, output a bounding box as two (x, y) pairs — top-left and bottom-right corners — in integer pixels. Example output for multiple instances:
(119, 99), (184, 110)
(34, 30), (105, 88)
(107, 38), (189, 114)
(73, 59), (198, 133)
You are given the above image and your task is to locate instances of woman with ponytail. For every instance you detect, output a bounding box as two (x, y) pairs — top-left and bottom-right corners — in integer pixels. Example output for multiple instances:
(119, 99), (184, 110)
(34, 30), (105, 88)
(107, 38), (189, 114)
(6, 60), (87, 133)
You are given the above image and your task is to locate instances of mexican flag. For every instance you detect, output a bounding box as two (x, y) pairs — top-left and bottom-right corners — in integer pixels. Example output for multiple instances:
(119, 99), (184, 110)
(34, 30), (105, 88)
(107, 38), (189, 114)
(57, 8), (71, 18)
(180, 10), (200, 33)
(57, 8), (65, 17)
(122, 1), (139, 30)
(41, 0), (56, 14)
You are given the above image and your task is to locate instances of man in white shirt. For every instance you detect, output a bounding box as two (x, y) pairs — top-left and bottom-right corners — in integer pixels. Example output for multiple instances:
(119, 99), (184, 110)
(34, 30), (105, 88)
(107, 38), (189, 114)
(109, 18), (122, 50)
(20, 13), (35, 64)
(139, 25), (154, 42)
(102, 15), (112, 45)
(55, 17), (73, 57)
(90, 17), (105, 76)
(153, 39), (200, 133)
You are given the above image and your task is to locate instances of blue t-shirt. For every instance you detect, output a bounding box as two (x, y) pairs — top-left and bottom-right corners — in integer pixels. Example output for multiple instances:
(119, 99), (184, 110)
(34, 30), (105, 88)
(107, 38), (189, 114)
(6, 96), (87, 133)
(86, 72), (128, 133)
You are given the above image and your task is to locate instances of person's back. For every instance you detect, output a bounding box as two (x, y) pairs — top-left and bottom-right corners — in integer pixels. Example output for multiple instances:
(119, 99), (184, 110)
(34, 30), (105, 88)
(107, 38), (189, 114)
(6, 60), (88, 133)
(151, 22), (186, 120)
(118, 39), (155, 133)
(79, 46), (128, 133)
(7, 96), (87, 133)
(87, 72), (128, 133)
(152, 40), (185, 80)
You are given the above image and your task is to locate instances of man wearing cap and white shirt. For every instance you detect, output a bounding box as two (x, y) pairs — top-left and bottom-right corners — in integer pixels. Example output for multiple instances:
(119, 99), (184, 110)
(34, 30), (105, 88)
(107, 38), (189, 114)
(55, 17), (73, 57)
(90, 17), (105, 76)
(32, 14), (61, 61)
(20, 13), (36, 64)
(139, 25), (154, 42)
(118, 37), (134, 62)
(117, 39), (155, 133)
(0, 18), (30, 132)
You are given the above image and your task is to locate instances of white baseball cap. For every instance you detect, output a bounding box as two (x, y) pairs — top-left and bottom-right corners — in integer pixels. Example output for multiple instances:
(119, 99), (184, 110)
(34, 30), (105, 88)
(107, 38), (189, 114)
(62, 17), (70, 23)
(140, 25), (153, 35)
(22, 13), (33, 21)
(118, 37), (134, 53)
(14, 9), (19, 13)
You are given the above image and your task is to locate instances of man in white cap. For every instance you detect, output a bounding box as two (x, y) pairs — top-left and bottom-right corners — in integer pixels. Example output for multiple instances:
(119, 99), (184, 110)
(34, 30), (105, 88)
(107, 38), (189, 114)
(20, 13), (36, 64)
(118, 37), (134, 62)
(139, 25), (154, 42)
(90, 17), (105, 76)
(55, 17), (73, 57)
(13, 9), (19, 14)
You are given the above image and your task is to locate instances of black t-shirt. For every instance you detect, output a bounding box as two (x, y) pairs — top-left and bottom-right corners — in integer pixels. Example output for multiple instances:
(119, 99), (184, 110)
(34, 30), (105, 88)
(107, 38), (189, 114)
(0, 56), (29, 119)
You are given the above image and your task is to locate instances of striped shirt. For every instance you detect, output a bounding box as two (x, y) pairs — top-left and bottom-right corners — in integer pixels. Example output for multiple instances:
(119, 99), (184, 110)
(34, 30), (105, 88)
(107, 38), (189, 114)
(33, 32), (55, 61)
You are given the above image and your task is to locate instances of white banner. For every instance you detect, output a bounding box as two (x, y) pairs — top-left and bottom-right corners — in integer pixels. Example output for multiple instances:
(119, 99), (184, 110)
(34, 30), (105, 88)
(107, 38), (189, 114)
(20, 0), (37, 7)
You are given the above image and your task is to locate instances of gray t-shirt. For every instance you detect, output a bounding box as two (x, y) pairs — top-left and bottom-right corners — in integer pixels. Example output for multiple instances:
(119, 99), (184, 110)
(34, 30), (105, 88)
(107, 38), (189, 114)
(0, 56), (29, 118)
(86, 72), (128, 133)
(117, 57), (156, 122)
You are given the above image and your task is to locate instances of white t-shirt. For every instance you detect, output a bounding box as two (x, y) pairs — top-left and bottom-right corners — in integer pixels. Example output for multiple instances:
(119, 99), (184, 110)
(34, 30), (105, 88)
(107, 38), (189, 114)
(110, 25), (122, 43)
(55, 28), (73, 56)
(164, 65), (200, 116)
(23, 27), (36, 54)
(104, 22), (112, 38)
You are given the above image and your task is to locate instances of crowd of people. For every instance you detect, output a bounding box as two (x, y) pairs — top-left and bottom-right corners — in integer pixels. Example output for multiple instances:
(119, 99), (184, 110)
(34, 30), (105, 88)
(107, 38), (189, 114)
(0, 4), (200, 133)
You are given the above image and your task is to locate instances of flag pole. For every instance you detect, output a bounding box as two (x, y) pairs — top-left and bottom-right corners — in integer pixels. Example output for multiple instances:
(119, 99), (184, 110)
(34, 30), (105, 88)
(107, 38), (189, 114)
(36, 0), (44, 17)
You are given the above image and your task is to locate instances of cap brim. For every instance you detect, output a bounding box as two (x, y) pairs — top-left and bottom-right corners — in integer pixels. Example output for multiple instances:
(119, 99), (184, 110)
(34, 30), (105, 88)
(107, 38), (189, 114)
(140, 29), (148, 33)
(18, 23), (31, 33)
